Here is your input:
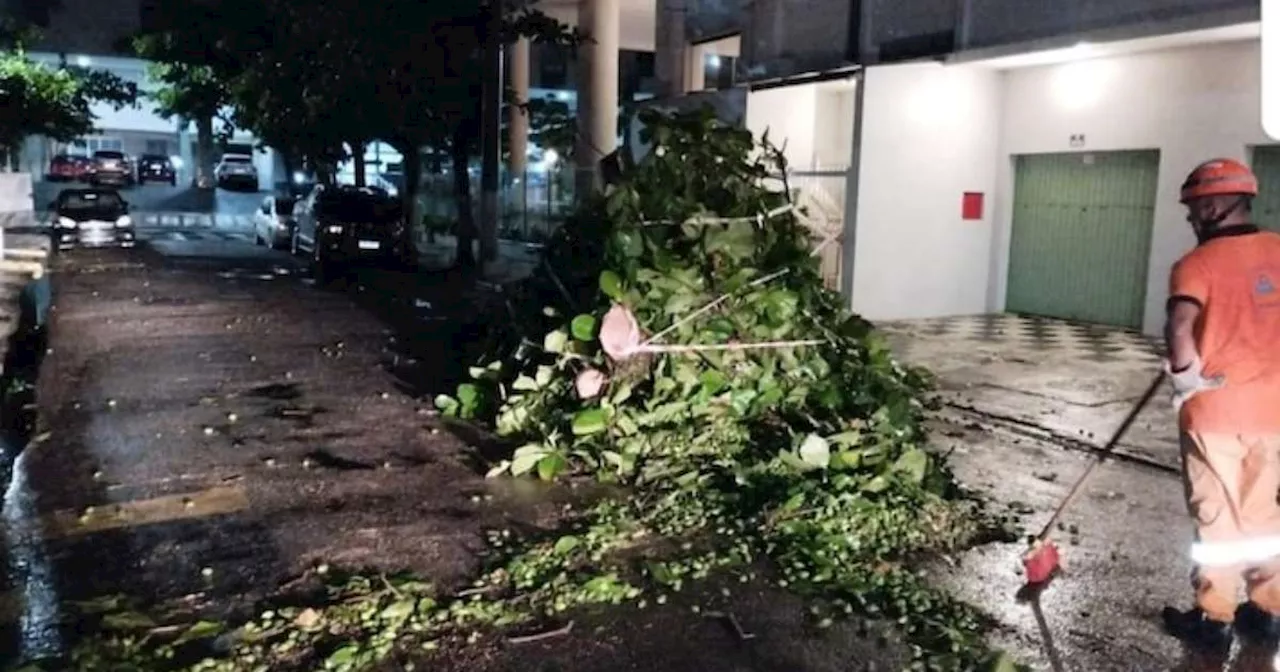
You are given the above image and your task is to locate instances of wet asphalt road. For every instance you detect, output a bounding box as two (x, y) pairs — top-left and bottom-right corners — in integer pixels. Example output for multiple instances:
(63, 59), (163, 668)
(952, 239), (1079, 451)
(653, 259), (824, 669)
(0, 231), (1255, 671)
(34, 182), (269, 215)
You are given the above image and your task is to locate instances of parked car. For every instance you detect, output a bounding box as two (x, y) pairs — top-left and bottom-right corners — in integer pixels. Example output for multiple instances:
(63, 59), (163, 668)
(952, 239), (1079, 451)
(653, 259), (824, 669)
(215, 154), (259, 191)
(253, 194), (297, 249)
(46, 154), (92, 182)
(291, 184), (411, 275)
(48, 188), (134, 250)
(136, 154), (177, 185)
(88, 150), (134, 188)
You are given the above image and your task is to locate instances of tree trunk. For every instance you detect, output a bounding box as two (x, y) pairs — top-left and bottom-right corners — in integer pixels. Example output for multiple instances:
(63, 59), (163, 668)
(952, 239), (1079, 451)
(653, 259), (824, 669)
(195, 115), (215, 189)
(352, 142), (366, 186)
(451, 123), (476, 269)
(281, 153), (298, 194)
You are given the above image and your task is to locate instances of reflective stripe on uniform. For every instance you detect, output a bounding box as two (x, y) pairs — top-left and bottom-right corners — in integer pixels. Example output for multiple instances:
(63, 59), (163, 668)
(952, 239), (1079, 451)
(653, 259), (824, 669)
(1191, 537), (1280, 567)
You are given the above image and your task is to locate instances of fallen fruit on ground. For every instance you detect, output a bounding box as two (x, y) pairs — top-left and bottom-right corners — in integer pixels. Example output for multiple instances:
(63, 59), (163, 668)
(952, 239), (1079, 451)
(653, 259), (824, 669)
(44, 109), (1023, 671)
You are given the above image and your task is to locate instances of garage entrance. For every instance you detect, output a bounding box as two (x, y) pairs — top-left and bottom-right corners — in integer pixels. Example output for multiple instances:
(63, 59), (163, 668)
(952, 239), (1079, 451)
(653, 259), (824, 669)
(1005, 150), (1159, 329)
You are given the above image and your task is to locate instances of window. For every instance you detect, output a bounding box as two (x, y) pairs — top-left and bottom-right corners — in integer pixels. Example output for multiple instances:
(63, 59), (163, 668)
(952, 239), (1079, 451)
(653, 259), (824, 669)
(145, 139), (170, 155)
(73, 137), (123, 154)
(703, 53), (736, 91)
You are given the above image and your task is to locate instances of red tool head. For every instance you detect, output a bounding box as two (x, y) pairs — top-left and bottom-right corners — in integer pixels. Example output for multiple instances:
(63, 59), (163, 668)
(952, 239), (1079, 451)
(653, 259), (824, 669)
(1022, 539), (1061, 587)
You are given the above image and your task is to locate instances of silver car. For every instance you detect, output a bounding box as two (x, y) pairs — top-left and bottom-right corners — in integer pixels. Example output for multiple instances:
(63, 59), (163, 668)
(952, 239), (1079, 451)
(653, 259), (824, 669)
(49, 188), (135, 250)
(253, 194), (296, 249)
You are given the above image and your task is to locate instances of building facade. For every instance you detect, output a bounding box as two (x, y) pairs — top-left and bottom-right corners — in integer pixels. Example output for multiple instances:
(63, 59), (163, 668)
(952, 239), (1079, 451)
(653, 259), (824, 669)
(662, 0), (1267, 336)
(6, 0), (278, 187)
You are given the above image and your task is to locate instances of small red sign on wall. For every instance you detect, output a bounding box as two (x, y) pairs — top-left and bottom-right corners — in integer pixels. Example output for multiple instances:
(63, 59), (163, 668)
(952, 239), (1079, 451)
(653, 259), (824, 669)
(962, 192), (984, 220)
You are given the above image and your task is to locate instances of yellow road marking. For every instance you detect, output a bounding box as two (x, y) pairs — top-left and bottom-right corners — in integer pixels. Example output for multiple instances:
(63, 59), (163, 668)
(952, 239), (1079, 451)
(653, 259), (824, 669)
(43, 485), (250, 539)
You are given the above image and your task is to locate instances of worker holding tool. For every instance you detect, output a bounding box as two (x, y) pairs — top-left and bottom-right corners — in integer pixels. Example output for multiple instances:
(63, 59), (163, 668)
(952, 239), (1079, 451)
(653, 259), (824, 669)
(1161, 157), (1280, 655)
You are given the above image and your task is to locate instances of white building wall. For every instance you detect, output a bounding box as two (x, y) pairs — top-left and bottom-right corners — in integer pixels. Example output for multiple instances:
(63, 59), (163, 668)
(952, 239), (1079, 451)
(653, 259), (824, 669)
(851, 61), (1003, 320)
(745, 84), (818, 171)
(995, 38), (1267, 334)
(27, 53), (177, 134)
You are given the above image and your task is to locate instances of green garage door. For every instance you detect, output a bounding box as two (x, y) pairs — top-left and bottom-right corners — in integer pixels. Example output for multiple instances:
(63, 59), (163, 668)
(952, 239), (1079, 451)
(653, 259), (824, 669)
(1251, 146), (1280, 232)
(1005, 150), (1159, 329)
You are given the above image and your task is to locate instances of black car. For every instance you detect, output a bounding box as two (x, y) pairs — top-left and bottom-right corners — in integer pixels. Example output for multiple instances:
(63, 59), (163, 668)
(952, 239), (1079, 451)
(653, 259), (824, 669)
(137, 154), (177, 185)
(49, 188), (135, 250)
(292, 185), (411, 274)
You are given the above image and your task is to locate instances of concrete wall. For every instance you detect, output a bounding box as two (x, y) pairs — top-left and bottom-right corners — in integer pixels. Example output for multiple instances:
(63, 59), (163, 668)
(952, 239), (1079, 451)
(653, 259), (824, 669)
(994, 37), (1268, 334)
(745, 84), (818, 171)
(851, 61), (1002, 321)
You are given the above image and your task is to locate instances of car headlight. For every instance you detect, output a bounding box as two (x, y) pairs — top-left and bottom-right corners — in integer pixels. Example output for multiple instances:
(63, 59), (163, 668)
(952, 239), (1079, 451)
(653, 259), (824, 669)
(58, 216), (76, 229)
(116, 215), (132, 227)
(325, 224), (343, 234)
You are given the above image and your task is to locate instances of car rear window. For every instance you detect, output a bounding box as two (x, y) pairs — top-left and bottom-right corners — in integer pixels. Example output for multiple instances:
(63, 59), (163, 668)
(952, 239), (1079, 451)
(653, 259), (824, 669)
(223, 156), (252, 164)
(94, 151), (125, 159)
(140, 155), (168, 162)
(274, 197), (296, 214)
(318, 192), (401, 221)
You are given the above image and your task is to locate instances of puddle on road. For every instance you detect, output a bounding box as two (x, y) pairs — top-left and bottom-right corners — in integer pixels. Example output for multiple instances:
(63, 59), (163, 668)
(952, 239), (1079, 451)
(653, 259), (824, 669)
(3, 450), (63, 662)
(248, 382), (303, 401)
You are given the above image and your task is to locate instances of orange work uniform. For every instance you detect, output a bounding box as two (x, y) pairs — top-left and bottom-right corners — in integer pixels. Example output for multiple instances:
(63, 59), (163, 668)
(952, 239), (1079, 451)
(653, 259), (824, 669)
(1169, 224), (1280, 622)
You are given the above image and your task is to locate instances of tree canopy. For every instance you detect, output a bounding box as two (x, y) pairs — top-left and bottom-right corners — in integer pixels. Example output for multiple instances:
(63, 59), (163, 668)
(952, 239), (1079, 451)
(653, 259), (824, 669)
(0, 19), (137, 165)
(136, 0), (580, 260)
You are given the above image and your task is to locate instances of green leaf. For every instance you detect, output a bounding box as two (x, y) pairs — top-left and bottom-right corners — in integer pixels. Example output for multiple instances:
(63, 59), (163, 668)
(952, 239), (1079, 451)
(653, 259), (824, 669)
(894, 447), (930, 485)
(571, 314), (598, 341)
(798, 434), (831, 469)
(863, 475), (890, 493)
(456, 383), (480, 416)
(326, 645), (359, 667)
(380, 598), (416, 622)
(553, 535), (580, 555)
(543, 329), (569, 353)
(599, 270), (623, 299)
(537, 453), (569, 481)
(101, 610), (156, 630)
(433, 394), (458, 416)
(646, 561), (676, 585)
(173, 620), (223, 646)
(572, 408), (608, 435)
(535, 365), (555, 386)
(511, 445), (547, 476)
(511, 375), (539, 391)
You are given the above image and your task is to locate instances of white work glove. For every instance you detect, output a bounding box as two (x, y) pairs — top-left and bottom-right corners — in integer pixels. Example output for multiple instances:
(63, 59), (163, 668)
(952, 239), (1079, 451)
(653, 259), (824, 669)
(1165, 356), (1225, 410)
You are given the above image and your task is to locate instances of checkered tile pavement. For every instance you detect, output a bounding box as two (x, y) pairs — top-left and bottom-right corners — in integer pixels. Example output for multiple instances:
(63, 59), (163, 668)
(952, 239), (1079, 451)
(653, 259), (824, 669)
(876, 313), (1163, 364)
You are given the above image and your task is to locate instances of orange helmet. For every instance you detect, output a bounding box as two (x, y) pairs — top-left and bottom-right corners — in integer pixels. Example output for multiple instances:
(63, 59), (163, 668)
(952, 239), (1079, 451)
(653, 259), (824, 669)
(1180, 158), (1258, 203)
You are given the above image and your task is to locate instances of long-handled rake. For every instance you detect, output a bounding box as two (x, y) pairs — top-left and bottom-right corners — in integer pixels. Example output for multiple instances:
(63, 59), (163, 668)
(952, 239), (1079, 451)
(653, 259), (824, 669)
(1020, 371), (1168, 589)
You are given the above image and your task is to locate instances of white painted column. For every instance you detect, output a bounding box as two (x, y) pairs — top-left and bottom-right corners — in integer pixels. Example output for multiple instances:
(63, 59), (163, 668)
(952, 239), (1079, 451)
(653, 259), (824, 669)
(575, 0), (619, 197)
(509, 37), (530, 179)
(687, 43), (706, 92)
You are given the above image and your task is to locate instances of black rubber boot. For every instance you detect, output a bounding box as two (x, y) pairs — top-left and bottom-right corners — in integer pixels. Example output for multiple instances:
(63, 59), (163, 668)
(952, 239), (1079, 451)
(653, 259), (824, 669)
(1163, 606), (1233, 657)
(1235, 602), (1280, 645)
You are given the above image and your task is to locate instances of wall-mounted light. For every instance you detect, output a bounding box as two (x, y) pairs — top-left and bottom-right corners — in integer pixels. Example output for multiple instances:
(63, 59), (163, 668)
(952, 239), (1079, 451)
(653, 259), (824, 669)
(708, 54), (721, 69)
(75, 56), (91, 67)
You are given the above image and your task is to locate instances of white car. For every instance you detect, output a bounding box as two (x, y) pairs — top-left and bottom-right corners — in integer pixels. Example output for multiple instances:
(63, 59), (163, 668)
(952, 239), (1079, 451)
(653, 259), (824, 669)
(215, 154), (259, 191)
(253, 194), (297, 249)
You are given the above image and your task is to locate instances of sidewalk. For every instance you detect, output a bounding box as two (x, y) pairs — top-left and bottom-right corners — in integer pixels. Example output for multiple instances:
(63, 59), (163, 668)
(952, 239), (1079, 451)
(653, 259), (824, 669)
(881, 314), (1199, 670)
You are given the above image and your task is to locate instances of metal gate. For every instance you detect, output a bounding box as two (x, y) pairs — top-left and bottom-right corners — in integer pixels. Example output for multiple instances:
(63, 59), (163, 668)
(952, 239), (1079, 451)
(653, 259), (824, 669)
(1005, 150), (1159, 329)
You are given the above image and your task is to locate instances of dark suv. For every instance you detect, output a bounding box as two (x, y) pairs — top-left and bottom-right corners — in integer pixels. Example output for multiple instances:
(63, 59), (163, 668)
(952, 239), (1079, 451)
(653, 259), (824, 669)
(137, 154), (176, 185)
(291, 185), (411, 275)
(88, 150), (134, 187)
